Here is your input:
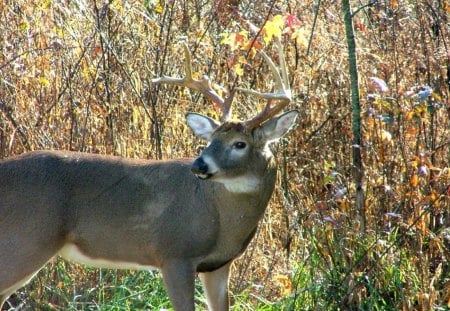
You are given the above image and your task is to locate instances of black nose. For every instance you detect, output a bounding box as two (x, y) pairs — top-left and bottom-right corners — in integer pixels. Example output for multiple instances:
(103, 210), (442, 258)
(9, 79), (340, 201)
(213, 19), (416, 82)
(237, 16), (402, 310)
(191, 157), (208, 175)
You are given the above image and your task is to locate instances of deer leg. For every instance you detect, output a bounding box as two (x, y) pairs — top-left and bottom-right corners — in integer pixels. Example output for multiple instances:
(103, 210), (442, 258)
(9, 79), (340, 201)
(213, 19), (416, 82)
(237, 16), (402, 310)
(199, 262), (231, 311)
(0, 295), (7, 310)
(0, 244), (60, 310)
(161, 260), (196, 311)
(0, 269), (41, 311)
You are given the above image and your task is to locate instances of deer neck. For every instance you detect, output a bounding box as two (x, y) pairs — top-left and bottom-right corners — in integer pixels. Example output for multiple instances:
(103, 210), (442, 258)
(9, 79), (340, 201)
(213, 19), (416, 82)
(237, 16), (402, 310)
(209, 158), (277, 230)
(193, 160), (277, 271)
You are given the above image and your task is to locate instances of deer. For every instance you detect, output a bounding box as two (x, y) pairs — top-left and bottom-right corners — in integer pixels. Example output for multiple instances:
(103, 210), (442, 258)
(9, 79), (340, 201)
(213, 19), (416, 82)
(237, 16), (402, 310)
(0, 38), (297, 311)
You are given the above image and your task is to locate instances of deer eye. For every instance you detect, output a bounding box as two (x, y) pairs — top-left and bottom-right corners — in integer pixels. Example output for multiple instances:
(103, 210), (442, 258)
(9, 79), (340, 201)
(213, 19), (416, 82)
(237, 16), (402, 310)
(233, 141), (247, 149)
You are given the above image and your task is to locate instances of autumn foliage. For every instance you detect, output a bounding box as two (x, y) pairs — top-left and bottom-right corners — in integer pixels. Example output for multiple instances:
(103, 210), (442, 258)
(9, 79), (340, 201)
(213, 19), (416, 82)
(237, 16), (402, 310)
(1, 0), (449, 309)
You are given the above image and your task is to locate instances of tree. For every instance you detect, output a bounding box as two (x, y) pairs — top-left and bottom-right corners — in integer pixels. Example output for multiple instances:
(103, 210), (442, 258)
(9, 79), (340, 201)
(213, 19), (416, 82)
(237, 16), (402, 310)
(342, 0), (366, 231)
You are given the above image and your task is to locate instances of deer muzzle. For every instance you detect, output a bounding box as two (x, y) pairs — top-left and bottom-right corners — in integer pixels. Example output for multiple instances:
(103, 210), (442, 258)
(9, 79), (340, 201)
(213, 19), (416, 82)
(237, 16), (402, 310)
(191, 157), (212, 179)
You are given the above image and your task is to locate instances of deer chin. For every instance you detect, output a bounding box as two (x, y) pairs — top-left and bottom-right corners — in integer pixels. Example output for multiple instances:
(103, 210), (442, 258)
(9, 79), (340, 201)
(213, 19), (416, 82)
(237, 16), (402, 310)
(195, 173), (213, 180)
(194, 168), (260, 193)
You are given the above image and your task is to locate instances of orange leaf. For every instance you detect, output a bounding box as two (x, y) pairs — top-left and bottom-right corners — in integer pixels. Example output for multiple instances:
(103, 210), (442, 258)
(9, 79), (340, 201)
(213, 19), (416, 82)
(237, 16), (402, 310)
(243, 39), (263, 55)
(274, 274), (292, 296)
(405, 110), (415, 121)
(405, 127), (418, 137)
(410, 174), (419, 187)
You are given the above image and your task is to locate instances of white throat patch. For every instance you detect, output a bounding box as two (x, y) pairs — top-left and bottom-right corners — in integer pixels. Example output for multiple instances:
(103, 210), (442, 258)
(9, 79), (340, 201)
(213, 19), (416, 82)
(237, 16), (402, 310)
(215, 175), (261, 193)
(199, 154), (261, 193)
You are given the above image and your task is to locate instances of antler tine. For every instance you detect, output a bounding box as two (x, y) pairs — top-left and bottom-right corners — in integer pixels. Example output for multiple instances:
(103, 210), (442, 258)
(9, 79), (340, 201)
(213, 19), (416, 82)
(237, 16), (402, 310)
(220, 89), (234, 122)
(239, 37), (292, 129)
(152, 43), (232, 121)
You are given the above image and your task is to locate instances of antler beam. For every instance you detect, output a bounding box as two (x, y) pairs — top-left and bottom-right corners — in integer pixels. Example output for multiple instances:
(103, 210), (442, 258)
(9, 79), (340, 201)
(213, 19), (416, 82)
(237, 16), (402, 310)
(152, 43), (232, 122)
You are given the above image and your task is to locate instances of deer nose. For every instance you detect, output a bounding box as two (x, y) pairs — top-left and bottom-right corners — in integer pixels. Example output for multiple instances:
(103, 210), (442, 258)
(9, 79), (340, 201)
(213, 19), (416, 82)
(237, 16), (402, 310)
(191, 157), (209, 177)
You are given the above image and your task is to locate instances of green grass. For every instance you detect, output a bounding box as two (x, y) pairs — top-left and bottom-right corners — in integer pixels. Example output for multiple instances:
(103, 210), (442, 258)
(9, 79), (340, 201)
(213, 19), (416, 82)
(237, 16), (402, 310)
(10, 221), (448, 310)
(278, 225), (449, 311)
(10, 259), (279, 310)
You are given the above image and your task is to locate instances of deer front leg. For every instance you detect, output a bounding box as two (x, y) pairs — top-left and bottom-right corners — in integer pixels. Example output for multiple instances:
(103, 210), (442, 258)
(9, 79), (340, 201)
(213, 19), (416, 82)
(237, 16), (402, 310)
(161, 260), (196, 311)
(1, 295), (7, 310)
(199, 262), (231, 311)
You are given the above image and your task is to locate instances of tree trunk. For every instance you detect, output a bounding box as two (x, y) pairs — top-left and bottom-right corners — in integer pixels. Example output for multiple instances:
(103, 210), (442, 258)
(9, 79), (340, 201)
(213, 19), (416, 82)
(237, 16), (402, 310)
(342, 0), (366, 232)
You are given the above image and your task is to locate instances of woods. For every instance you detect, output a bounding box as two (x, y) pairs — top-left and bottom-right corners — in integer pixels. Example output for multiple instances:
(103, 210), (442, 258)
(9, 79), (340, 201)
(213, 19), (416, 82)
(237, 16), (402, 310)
(1, 0), (449, 310)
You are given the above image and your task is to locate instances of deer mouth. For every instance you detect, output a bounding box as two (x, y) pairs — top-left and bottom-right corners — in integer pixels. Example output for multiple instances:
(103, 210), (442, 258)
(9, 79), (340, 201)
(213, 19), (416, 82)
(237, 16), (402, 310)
(191, 156), (218, 180)
(194, 173), (213, 180)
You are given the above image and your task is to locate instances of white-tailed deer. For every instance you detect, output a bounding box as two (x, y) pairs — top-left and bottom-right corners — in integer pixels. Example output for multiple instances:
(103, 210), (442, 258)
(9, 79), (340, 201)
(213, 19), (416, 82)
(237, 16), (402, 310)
(0, 38), (297, 311)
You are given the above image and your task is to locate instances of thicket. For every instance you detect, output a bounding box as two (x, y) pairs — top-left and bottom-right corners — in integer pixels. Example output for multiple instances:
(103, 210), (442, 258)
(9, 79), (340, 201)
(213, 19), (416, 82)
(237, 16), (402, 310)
(1, 0), (449, 310)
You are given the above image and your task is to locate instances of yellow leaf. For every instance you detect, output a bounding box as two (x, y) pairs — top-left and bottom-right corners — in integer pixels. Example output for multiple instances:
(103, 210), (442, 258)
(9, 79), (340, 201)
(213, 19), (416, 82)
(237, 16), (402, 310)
(292, 27), (308, 48)
(375, 98), (391, 108)
(409, 156), (419, 168)
(39, 77), (50, 88)
(237, 55), (248, 65)
(112, 1), (124, 13)
(39, 0), (51, 9)
(263, 15), (285, 45)
(132, 106), (140, 128)
(431, 92), (442, 101)
(415, 105), (428, 114)
(155, 0), (164, 14)
(20, 22), (29, 32)
(221, 31), (248, 51)
(234, 63), (243, 76)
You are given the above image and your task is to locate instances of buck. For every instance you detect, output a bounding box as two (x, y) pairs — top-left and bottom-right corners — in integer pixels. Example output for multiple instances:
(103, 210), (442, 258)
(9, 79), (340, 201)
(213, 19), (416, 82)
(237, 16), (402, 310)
(0, 39), (297, 311)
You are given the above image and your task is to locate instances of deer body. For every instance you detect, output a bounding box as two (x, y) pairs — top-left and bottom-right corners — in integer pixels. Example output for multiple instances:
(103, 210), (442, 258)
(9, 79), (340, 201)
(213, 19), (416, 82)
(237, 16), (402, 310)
(1, 38), (297, 310)
(0, 149), (273, 269)
(0, 113), (296, 311)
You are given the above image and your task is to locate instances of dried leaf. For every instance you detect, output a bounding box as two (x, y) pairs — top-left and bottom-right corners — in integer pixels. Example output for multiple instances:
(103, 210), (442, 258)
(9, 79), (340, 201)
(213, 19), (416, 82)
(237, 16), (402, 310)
(370, 77), (388, 93)
(410, 174), (419, 187)
(381, 130), (392, 142)
(274, 274), (292, 296)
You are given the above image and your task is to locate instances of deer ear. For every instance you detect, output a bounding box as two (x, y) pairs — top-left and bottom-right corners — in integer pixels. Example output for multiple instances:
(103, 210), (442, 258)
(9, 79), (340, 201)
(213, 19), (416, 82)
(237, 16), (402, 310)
(256, 110), (298, 144)
(186, 113), (220, 141)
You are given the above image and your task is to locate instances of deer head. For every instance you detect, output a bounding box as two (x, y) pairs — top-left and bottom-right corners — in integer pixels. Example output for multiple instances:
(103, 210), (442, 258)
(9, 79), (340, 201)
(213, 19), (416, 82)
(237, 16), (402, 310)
(153, 38), (298, 193)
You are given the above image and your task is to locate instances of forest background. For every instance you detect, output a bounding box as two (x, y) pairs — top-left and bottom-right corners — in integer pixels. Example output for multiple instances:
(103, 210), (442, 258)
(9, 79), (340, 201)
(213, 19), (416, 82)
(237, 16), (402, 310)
(0, 0), (449, 310)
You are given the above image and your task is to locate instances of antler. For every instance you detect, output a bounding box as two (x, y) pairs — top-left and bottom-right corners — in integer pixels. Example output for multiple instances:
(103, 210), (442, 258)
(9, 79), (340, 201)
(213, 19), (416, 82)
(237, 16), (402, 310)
(152, 43), (232, 122)
(152, 38), (291, 127)
(239, 37), (292, 129)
